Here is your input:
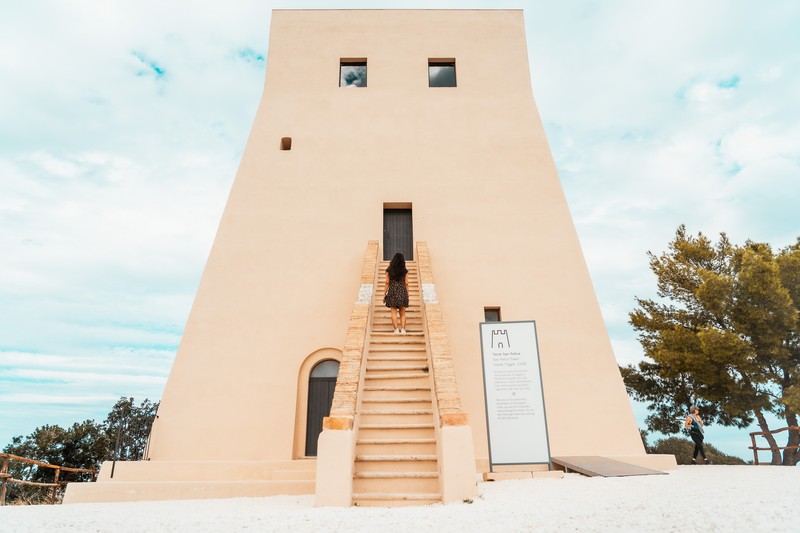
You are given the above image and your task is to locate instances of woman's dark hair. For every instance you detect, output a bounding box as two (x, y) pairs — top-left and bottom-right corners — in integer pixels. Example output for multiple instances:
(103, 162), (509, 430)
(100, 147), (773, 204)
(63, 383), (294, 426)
(386, 253), (408, 281)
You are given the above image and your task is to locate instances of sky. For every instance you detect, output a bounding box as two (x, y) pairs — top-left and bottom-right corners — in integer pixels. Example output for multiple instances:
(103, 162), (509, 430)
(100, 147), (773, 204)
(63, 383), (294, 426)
(1, 1), (799, 461)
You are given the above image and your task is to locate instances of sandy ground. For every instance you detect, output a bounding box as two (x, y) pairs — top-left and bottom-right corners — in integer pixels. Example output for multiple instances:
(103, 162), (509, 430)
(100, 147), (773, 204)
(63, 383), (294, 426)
(2, 466), (796, 532)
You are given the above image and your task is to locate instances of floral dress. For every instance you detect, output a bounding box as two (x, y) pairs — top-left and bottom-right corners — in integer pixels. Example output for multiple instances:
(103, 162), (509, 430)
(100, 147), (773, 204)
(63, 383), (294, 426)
(384, 272), (409, 308)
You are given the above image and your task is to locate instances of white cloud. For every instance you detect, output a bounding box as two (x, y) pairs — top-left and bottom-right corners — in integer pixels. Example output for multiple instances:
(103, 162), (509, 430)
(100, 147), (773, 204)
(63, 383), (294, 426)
(721, 125), (800, 165)
(0, 393), (122, 405)
(5, 369), (166, 385)
(684, 82), (737, 103)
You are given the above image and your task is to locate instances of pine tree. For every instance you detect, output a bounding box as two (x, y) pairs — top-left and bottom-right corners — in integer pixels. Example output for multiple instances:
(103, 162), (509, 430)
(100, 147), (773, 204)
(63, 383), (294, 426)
(623, 226), (800, 465)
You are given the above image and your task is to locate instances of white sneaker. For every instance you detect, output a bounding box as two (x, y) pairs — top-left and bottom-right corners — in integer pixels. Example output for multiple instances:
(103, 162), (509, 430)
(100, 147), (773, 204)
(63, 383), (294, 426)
(393, 328), (400, 334)
(400, 328), (407, 335)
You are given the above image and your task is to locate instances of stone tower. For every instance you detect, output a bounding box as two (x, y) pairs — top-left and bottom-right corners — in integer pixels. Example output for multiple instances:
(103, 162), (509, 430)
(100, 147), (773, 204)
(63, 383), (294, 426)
(65, 9), (673, 505)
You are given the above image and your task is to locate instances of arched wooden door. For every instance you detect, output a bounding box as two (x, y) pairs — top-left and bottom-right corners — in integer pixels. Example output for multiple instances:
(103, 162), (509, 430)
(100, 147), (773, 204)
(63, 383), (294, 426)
(305, 359), (340, 456)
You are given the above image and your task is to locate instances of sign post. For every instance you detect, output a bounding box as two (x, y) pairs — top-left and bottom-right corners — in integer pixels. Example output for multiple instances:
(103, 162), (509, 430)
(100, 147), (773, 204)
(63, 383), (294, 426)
(479, 320), (550, 470)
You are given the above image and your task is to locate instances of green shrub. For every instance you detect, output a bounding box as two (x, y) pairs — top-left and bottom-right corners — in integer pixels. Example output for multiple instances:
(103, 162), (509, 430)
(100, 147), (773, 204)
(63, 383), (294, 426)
(650, 436), (747, 465)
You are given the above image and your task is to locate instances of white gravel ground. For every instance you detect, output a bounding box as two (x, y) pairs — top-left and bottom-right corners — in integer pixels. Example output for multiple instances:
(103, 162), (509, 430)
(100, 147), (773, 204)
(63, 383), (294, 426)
(2, 466), (796, 532)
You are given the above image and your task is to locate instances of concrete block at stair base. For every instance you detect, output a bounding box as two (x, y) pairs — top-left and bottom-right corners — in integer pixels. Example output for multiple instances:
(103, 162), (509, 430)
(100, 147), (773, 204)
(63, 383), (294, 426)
(315, 428), (354, 507)
(439, 424), (477, 504)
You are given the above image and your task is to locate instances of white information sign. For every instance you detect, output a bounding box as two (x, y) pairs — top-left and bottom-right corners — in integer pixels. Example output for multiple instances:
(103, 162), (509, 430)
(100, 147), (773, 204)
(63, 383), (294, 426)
(479, 321), (550, 467)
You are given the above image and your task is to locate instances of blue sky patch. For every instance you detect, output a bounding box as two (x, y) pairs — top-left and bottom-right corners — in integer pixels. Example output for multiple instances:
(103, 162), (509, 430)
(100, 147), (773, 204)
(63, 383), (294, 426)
(726, 162), (743, 176)
(237, 47), (265, 66)
(132, 51), (166, 79)
(718, 74), (740, 89)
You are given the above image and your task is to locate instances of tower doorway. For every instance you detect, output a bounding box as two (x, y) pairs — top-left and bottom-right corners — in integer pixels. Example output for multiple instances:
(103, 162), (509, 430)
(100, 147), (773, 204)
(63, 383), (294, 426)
(383, 206), (413, 260)
(305, 359), (339, 456)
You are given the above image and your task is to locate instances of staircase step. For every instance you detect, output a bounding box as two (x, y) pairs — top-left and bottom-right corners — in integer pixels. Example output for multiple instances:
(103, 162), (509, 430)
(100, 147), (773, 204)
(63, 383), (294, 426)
(369, 346), (426, 352)
(357, 438), (436, 444)
(354, 455), (438, 474)
(358, 424), (434, 430)
(360, 398), (432, 404)
(354, 471), (437, 479)
(355, 437), (436, 455)
(359, 411), (434, 424)
(363, 386), (431, 391)
(367, 356), (427, 362)
(357, 425), (435, 439)
(368, 347), (426, 354)
(366, 365), (428, 371)
(369, 334), (425, 345)
(356, 455), (437, 462)
(352, 493), (442, 507)
(353, 492), (440, 500)
(364, 373), (429, 381)
(359, 398), (432, 409)
(360, 410), (433, 415)
(367, 356), (426, 362)
(367, 363), (427, 369)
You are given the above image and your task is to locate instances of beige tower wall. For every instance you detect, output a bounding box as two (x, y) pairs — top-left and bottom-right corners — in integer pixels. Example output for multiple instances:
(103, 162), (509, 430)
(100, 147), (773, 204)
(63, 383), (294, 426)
(146, 9), (645, 466)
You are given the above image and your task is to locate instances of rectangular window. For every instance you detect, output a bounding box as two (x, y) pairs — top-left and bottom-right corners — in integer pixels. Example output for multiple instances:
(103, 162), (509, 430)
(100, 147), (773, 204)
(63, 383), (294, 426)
(484, 307), (501, 322)
(429, 59), (456, 87)
(340, 59), (367, 87)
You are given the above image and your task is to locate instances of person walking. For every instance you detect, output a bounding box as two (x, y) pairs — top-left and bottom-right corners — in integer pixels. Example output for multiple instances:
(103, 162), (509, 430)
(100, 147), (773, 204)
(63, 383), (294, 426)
(383, 252), (409, 334)
(685, 405), (707, 464)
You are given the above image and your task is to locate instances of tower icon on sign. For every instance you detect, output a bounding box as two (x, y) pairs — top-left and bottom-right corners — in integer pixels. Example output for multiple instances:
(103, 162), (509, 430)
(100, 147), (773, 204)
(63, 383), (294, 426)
(491, 329), (510, 349)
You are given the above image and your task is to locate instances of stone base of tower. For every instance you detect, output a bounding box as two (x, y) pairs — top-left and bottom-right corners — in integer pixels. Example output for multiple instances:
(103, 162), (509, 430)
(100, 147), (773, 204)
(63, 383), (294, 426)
(63, 460), (316, 504)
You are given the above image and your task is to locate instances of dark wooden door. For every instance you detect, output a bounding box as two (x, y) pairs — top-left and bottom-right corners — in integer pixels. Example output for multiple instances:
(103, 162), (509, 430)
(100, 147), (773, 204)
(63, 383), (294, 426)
(305, 360), (339, 457)
(383, 208), (413, 260)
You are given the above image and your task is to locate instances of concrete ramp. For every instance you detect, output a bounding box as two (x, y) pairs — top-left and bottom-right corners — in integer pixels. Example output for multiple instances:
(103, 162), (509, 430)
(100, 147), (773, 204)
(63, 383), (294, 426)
(551, 456), (666, 477)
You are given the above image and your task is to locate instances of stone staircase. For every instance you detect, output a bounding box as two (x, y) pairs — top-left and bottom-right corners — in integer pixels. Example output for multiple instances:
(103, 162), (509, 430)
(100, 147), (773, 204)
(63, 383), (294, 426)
(351, 260), (441, 507)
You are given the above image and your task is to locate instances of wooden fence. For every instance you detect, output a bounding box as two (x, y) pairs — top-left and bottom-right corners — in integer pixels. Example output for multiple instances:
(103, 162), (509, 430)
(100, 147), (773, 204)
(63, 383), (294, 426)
(0, 453), (97, 505)
(748, 426), (800, 465)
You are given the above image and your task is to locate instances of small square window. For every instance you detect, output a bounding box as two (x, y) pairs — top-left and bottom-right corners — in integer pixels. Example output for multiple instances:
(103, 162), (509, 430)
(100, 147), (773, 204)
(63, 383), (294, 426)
(484, 307), (501, 322)
(340, 60), (367, 87)
(429, 60), (456, 87)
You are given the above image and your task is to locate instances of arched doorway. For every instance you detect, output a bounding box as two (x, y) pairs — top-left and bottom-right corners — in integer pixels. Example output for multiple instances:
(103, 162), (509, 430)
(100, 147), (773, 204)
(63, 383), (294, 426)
(305, 359), (340, 456)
